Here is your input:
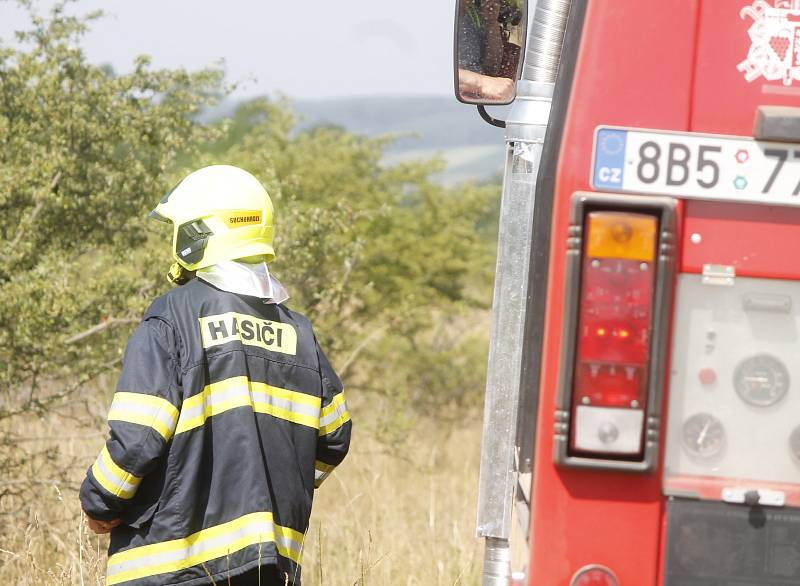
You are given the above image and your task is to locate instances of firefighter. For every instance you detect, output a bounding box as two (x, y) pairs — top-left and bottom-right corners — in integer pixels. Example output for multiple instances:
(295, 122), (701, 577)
(79, 165), (351, 586)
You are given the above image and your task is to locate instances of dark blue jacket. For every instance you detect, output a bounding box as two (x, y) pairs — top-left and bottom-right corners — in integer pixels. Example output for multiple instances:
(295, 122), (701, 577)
(80, 278), (351, 586)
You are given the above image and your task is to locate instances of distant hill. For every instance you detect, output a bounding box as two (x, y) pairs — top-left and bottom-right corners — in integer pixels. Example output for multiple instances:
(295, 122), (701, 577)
(205, 96), (506, 185)
(291, 96), (501, 150)
(291, 96), (506, 184)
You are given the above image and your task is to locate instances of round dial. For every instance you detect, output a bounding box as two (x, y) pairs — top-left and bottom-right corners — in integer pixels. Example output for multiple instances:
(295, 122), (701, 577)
(682, 413), (725, 458)
(790, 426), (800, 463)
(733, 354), (790, 407)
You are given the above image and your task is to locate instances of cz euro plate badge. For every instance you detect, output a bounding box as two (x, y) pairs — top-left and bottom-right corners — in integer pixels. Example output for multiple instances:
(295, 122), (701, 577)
(592, 126), (800, 207)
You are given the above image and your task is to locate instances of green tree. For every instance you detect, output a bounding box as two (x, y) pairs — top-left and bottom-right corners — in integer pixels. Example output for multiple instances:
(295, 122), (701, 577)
(0, 1), (500, 508)
(0, 2), (223, 497)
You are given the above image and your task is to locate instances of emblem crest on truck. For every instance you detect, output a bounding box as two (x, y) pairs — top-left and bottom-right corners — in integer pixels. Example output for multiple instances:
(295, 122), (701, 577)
(738, 0), (800, 86)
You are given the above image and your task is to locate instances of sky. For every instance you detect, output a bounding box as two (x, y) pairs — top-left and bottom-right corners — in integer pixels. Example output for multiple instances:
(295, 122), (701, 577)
(0, 0), (458, 100)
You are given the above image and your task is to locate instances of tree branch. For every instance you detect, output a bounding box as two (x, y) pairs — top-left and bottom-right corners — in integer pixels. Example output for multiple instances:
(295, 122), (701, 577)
(0, 357), (120, 421)
(8, 170), (61, 250)
(65, 317), (138, 344)
(339, 326), (386, 380)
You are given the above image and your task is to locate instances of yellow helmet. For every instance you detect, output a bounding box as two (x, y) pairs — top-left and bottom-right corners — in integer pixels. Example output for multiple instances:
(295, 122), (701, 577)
(149, 165), (275, 279)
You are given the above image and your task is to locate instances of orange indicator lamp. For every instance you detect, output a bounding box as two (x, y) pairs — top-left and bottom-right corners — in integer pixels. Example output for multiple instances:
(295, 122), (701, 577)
(586, 212), (657, 261)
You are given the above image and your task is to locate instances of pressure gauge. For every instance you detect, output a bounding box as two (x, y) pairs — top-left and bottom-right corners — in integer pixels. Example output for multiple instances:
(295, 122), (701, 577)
(733, 354), (790, 407)
(681, 413), (725, 458)
(790, 426), (800, 463)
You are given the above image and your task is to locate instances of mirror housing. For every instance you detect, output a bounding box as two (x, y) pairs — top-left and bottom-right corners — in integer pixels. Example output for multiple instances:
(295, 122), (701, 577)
(454, 0), (527, 105)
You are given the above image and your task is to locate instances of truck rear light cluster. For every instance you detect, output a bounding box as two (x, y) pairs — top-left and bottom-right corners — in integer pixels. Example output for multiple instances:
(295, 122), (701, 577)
(570, 211), (656, 456)
(555, 193), (676, 471)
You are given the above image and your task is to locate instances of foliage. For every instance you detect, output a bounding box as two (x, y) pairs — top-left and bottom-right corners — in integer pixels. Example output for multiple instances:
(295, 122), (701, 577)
(0, 0), (501, 541)
(0, 1), (224, 503)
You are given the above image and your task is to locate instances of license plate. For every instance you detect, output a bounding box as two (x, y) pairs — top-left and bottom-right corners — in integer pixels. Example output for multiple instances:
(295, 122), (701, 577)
(592, 126), (800, 206)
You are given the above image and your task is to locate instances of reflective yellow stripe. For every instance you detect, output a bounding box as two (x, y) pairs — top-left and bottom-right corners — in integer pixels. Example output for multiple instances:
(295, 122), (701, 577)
(319, 392), (350, 435)
(253, 384), (319, 428)
(107, 392), (179, 441)
(91, 446), (141, 500)
(106, 511), (303, 585)
(314, 460), (336, 488)
(175, 376), (321, 435)
(176, 377), (250, 434)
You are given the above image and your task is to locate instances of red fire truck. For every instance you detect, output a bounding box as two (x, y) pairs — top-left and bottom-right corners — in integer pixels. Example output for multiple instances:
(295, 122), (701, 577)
(456, 1), (800, 584)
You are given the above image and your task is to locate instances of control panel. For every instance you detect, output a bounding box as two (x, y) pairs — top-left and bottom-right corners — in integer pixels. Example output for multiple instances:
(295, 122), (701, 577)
(664, 273), (800, 502)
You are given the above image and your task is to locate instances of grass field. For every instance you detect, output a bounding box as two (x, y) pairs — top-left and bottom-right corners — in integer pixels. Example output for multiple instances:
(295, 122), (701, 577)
(0, 393), (483, 585)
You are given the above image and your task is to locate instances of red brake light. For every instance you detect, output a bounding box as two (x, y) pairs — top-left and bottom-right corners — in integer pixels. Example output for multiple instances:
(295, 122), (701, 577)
(571, 565), (620, 586)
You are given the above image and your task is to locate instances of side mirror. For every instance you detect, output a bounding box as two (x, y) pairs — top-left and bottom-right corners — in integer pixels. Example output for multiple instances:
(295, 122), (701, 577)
(454, 0), (527, 106)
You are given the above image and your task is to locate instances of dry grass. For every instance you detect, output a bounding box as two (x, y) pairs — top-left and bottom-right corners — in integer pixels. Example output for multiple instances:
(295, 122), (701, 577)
(0, 393), (483, 585)
(303, 416), (483, 585)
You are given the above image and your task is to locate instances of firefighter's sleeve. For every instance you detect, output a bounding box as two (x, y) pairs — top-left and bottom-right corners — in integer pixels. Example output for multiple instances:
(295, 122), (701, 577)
(314, 339), (352, 488)
(79, 317), (181, 520)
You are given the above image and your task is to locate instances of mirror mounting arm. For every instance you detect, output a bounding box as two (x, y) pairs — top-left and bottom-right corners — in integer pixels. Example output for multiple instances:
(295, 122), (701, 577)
(478, 105), (506, 128)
